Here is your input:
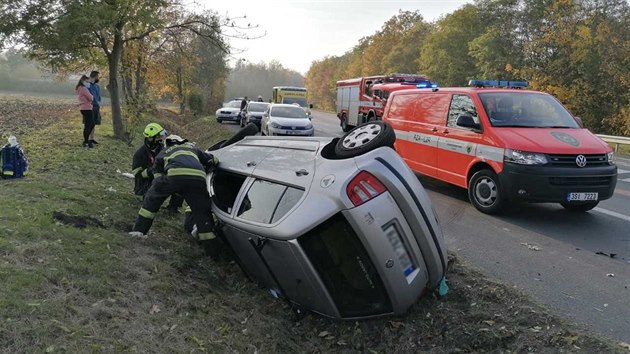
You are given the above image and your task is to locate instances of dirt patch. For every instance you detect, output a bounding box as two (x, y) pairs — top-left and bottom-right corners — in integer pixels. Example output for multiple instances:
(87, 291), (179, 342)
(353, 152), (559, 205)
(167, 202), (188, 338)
(53, 211), (105, 229)
(0, 94), (77, 138)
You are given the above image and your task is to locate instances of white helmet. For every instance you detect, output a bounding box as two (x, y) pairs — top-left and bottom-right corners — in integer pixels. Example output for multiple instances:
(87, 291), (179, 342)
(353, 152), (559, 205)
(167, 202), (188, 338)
(164, 134), (187, 146)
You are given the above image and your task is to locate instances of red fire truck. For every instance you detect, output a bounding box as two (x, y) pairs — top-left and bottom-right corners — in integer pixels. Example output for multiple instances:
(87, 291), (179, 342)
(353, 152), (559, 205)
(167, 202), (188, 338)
(336, 73), (430, 132)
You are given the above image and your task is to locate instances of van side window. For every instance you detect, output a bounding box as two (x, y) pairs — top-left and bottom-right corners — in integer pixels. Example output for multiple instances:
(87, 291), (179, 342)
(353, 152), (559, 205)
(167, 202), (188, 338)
(447, 95), (478, 128)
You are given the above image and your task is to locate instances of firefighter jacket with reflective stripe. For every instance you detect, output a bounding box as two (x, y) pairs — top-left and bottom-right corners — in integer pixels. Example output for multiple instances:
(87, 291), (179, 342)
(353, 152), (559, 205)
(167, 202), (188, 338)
(132, 143), (162, 196)
(154, 142), (214, 180)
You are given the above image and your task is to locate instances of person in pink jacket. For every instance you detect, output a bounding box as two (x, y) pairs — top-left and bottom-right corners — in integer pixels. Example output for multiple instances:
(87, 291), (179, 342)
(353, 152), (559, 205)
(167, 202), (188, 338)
(76, 75), (95, 148)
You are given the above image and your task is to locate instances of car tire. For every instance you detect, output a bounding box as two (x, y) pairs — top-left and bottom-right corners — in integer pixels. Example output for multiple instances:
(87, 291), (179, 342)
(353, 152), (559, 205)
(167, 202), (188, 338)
(219, 123), (259, 148)
(217, 119), (222, 123)
(333, 121), (395, 158)
(560, 201), (599, 212)
(468, 169), (506, 214)
(341, 114), (351, 132)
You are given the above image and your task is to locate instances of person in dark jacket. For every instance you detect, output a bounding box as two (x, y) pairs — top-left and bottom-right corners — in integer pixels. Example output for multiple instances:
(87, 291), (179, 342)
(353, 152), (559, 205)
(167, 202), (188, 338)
(87, 70), (101, 144)
(130, 134), (224, 259)
(131, 122), (183, 211)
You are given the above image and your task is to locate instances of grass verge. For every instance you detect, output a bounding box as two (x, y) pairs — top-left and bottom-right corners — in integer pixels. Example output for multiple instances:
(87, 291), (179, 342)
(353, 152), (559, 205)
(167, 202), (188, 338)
(0, 95), (627, 353)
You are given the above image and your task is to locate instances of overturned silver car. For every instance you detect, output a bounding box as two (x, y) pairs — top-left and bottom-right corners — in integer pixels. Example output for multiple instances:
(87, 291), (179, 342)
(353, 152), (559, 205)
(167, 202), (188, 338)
(205, 122), (447, 319)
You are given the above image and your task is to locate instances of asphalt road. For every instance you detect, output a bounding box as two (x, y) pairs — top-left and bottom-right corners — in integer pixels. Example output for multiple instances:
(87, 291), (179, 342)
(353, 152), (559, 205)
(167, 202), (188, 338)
(221, 110), (630, 342)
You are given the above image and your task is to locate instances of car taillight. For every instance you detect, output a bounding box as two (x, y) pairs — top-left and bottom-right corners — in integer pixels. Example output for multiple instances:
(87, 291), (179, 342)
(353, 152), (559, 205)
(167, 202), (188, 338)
(347, 171), (387, 206)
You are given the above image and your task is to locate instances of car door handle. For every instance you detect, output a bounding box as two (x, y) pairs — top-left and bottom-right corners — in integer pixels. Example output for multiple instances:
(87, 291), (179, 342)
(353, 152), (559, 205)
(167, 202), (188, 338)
(295, 169), (309, 176)
(443, 129), (449, 134)
(247, 161), (257, 167)
(431, 127), (438, 133)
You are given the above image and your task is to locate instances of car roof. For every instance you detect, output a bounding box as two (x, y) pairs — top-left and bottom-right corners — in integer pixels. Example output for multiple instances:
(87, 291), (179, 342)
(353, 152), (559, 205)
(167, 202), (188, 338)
(391, 87), (545, 95)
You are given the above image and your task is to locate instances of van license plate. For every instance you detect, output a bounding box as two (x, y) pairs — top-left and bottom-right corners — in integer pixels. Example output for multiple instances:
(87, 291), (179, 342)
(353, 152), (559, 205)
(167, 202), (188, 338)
(567, 192), (598, 201)
(384, 224), (415, 278)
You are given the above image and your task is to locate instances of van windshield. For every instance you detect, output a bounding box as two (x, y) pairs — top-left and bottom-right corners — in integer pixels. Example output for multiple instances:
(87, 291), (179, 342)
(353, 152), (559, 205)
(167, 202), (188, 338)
(479, 93), (579, 128)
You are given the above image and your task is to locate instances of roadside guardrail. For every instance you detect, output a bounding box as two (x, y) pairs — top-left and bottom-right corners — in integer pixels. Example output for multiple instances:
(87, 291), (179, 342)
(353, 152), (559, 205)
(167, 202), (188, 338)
(596, 134), (630, 153)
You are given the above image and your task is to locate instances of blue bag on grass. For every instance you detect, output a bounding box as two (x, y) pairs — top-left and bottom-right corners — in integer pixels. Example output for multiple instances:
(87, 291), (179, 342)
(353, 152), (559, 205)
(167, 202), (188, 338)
(1, 136), (29, 179)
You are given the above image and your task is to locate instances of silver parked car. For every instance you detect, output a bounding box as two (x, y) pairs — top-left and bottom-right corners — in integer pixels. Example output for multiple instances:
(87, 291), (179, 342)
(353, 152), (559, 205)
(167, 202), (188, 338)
(203, 122), (448, 319)
(261, 103), (314, 136)
(216, 100), (243, 123)
(240, 101), (270, 129)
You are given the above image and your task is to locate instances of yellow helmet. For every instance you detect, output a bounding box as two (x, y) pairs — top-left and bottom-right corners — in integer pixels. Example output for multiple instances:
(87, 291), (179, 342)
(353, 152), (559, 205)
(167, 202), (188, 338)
(143, 123), (166, 138)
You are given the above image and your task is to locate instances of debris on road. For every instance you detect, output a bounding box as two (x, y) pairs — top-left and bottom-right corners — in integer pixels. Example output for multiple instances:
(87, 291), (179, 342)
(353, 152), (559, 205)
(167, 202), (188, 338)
(596, 251), (617, 258)
(521, 243), (542, 251)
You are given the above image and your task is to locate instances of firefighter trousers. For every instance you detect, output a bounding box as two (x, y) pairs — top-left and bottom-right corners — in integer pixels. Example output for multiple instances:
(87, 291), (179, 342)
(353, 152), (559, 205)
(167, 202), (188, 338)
(133, 176), (215, 240)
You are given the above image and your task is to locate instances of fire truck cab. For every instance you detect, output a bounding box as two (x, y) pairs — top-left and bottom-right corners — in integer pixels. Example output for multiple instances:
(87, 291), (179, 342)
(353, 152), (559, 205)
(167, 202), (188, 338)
(336, 74), (429, 132)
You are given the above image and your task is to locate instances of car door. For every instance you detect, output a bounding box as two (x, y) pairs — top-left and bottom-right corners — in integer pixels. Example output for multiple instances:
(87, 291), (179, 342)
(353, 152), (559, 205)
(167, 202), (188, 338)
(436, 94), (485, 188)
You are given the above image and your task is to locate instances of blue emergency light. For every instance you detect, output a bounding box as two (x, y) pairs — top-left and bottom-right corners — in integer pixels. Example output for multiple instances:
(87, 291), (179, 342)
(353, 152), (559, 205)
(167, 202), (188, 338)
(468, 80), (528, 88)
(416, 80), (439, 89)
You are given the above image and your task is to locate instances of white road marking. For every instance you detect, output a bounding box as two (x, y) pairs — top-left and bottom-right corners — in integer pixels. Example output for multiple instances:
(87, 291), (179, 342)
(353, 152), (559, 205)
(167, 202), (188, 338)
(617, 168), (630, 174)
(621, 178), (630, 183)
(593, 207), (630, 222)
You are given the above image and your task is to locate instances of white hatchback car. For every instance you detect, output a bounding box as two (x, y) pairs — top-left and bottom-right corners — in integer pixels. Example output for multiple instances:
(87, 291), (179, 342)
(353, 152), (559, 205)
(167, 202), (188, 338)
(261, 104), (314, 137)
(201, 122), (448, 319)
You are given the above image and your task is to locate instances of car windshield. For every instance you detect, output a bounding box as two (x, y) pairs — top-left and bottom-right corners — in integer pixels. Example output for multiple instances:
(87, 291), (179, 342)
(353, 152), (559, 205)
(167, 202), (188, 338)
(247, 102), (269, 112)
(282, 97), (308, 108)
(479, 92), (579, 128)
(225, 100), (241, 109)
(271, 106), (308, 118)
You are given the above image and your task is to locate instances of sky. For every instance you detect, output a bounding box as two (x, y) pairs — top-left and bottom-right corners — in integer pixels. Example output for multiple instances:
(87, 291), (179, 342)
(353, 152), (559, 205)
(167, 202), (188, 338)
(194, 0), (472, 75)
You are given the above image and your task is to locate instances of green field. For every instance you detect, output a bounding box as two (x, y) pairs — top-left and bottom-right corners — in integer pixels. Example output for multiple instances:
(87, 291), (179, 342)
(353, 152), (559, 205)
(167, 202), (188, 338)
(0, 94), (625, 353)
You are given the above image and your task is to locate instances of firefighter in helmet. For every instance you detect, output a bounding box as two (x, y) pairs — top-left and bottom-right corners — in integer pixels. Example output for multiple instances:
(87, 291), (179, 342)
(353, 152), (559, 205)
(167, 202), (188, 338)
(130, 134), (224, 259)
(131, 122), (183, 212)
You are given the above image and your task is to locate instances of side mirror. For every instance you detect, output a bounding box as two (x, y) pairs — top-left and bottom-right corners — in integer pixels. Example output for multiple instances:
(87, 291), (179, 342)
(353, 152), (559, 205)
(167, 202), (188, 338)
(456, 115), (482, 131)
(309, 104), (313, 109)
(575, 116), (584, 128)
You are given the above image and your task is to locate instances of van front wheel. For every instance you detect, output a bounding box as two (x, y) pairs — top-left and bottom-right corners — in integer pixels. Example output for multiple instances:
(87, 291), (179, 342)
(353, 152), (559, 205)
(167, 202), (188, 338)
(468, 169), (505, 214)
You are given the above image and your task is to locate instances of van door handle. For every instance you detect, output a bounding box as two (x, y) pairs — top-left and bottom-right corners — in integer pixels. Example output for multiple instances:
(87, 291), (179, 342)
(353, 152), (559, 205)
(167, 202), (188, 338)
(431, 127), (438, 133)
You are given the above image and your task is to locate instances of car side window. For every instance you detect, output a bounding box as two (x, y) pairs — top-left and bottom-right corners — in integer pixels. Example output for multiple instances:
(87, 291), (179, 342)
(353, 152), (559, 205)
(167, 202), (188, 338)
(447, 95), (478, 128)
(237, 179), (304, 224)
(211, 170), (248, 214)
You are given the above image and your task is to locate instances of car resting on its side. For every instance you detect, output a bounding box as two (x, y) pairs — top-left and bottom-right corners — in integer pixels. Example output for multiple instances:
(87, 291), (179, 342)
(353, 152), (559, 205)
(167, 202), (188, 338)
(196, 121), (447, 319)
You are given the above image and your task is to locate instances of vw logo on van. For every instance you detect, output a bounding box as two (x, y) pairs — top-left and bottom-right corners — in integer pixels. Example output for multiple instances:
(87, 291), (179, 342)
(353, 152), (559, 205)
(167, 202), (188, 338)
(575, 155), (587, 167)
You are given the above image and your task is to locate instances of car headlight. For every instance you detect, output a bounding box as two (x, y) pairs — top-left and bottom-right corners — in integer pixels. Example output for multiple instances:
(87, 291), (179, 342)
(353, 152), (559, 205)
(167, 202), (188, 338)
(607, 151), (615, 165)
(504, 149), (548, 165)
(271, 122), (281, 129)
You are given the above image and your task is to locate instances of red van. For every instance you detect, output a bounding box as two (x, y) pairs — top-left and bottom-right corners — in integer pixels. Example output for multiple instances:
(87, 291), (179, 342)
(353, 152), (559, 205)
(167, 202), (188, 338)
(382, 80), (618, 214)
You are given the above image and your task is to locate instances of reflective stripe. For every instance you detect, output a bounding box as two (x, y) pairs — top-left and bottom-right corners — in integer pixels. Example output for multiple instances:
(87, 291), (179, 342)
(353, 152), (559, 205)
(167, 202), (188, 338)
(139, 208), (156, 219)
(167, 168), (206, 178)
(394, 129), (504, 163)
(198, 232), (216, 240)
(3, 171), (14, 176)
(131, 167), (144, 175)
(153, 172), (163, 177)
(164, 150), (200, 165)
(141, 169), (150, 178)
(184, 206), (192, 213)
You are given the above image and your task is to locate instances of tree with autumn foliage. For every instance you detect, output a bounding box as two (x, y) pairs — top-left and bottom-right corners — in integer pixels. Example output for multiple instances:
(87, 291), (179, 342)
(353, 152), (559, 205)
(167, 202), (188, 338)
(0, 0), (254, 139)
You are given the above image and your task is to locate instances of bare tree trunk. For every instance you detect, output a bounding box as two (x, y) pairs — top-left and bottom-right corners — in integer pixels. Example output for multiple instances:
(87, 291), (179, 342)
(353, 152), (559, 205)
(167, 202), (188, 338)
(107, 28), (124, 139)
(135, 53), (144, 97)
(176, 66), (185, 114)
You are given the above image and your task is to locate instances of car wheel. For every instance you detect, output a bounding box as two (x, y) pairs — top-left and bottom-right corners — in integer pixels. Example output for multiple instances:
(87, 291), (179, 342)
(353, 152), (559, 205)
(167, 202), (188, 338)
(333, 121), (395, 158)
(560, 201), (599, 212)
(468, 169), (506, 214)
(341, 114), (350, 132)
(219, 123), (259, 148)
(217, 119), (222, 123)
